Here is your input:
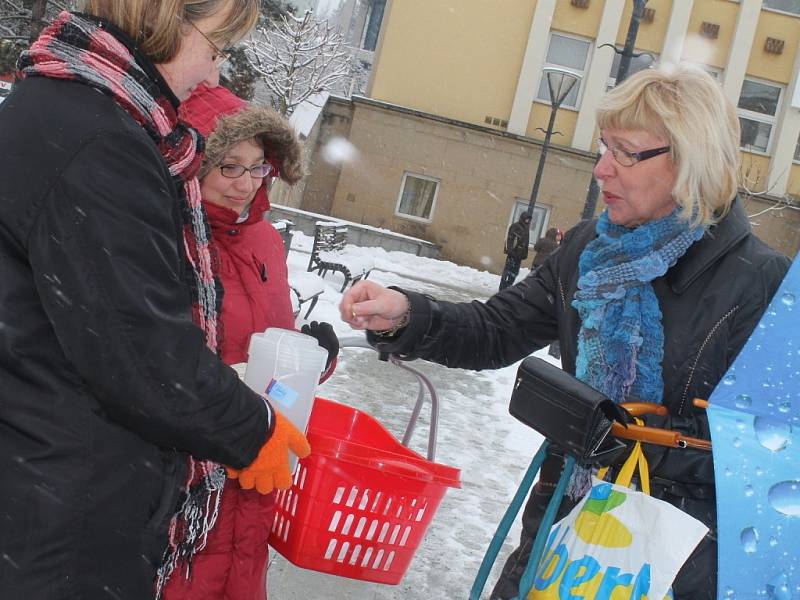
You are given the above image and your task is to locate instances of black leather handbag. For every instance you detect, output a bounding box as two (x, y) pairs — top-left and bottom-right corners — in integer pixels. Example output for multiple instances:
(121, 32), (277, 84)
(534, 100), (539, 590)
(509, 356), (627, 465)
(471, 357), (632, 599)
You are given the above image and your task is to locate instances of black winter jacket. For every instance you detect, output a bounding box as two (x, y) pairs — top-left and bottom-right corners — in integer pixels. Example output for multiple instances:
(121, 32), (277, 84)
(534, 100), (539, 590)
(504, 219), (531, 260)
(531, 234), (558, 267)
(371, 198), (789, 598)
(0, 75), (270, 598)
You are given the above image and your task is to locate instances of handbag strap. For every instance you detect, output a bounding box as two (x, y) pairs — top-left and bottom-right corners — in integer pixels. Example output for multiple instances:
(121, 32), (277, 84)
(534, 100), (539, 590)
(469, 440), (551, 600)
(614, 441), (650, 494)
(516, 454), (576, 600)
(598, 418), (651, 494)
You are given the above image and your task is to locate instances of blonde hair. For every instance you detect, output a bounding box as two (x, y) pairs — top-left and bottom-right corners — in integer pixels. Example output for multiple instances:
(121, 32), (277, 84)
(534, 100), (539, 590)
(596, 64), (740, 226)
(81, 0), (259, 63)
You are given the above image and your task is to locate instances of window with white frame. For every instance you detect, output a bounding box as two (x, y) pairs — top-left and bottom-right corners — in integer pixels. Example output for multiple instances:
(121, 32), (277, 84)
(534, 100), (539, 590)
(763, 0), (800, 15)
(794, 132), (800, 163)
(737, 78), (783, 154)
(396, 172), (439, 222)
(536, 33), (591, 109)
(511, 200), (550, 244)
(606, 48), (657, 90)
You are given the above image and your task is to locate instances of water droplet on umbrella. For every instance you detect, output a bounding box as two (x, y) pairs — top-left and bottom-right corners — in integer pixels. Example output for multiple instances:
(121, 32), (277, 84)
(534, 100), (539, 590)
(745, 484), (754, 497)
(768, 481), (800, 516)
(735, 394), (752, 409)
(723, 373), (736, 385)
(780, 292), (795, 307)
(754, 417), (791, 452)
(766, 571), (791, 600)
(741, 527), (758, 553)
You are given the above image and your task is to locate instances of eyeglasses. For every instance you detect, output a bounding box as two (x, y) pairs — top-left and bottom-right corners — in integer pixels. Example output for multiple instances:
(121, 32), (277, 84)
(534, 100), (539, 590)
(219, 163), (277, 179)
(597, 137), (670, 167)
(188, 20), (230, 67)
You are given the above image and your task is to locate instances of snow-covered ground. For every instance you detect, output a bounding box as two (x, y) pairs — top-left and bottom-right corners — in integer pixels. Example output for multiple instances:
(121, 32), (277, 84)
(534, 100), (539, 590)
(267, 232), (556, 599)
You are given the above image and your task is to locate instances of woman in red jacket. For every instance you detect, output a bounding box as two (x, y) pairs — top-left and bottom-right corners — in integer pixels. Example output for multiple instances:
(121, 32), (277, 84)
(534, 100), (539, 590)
(163, 84), (337, 599)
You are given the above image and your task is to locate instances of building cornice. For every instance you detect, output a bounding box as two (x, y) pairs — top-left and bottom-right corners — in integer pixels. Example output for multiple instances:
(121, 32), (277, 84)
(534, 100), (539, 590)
(337, 94), (598, 162)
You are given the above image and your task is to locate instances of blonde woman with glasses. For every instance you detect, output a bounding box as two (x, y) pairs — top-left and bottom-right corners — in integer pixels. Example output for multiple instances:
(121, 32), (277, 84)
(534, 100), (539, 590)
(0, 2), (311, 598)
(340, 65), (790, 599)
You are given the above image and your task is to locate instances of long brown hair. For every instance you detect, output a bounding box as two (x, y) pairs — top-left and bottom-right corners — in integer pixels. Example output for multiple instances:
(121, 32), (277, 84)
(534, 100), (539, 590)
(81, 0), (259, 63)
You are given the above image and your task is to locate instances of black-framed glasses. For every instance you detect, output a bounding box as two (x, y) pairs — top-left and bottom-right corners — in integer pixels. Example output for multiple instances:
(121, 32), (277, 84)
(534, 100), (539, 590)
(188, 20), (230, 67)
(219, 163), (277, 179)
(597, 137), (670, 167)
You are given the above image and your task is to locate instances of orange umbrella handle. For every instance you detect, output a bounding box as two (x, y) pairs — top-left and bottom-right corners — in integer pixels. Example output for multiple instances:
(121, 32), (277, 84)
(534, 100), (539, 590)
(620, 402), (669, 417)
(612, 423), (712, 450)
(615, 400), (712, 451)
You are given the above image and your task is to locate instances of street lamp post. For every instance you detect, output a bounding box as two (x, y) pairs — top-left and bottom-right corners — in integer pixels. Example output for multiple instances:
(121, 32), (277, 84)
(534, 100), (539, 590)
(580, 0), (649, 220)
(525, 67), (581, 219)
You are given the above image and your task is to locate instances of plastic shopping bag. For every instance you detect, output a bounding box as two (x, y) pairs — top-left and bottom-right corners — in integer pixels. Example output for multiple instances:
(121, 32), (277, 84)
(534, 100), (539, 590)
(528, 443), (708, 600)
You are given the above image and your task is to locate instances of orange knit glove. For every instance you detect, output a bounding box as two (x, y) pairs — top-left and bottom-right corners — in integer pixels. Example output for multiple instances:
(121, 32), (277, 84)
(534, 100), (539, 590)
(227, 410), (311, 494)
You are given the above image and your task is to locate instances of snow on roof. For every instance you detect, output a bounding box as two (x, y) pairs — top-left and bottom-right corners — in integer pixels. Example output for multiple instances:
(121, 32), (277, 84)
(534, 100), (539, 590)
(274, 204), (436, 245)
(289, 91), (329, 139)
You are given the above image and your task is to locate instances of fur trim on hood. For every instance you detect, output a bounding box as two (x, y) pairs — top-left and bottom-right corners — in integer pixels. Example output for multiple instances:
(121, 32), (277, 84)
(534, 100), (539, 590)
(180, 84), (305, 184)
(201, 106), (304, 183)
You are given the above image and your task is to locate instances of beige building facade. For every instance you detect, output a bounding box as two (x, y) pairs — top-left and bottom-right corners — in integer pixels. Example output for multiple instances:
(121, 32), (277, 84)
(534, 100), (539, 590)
(289, 0), (800, 271)
(291, 95), (799, 272)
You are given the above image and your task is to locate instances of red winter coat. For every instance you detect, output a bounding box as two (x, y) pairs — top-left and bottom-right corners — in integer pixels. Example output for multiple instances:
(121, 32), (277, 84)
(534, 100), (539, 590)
(207, 193), (296, 365)
(163, 85), (303, 600)
(162, 197), (292, 600)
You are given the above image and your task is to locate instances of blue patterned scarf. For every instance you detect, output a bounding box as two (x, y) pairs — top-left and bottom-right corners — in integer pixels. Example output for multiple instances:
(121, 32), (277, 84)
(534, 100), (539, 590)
(567, 208), (705, 498)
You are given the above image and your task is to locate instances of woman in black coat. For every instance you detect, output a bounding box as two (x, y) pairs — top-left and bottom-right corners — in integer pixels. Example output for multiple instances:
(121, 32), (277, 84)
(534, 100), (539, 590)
(340, 66), (790, 599)
(0, 1), (308, 598)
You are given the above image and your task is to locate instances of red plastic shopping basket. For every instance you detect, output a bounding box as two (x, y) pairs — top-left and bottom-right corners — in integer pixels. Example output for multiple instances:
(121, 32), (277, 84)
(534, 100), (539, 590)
(269, 397), (461, 584)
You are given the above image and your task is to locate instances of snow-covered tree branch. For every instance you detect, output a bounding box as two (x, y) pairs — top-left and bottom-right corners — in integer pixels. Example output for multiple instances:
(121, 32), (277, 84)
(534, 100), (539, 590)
(246, 10), (351, 117)
(0, 0), (75, 45)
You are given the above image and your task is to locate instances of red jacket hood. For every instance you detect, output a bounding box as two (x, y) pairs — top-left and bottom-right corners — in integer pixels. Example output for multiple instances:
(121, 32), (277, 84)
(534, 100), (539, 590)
(179, 84), (305, 184)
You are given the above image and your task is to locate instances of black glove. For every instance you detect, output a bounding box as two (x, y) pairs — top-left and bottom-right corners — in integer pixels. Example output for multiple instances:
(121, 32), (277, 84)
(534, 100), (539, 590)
(301, 321), (339, 370)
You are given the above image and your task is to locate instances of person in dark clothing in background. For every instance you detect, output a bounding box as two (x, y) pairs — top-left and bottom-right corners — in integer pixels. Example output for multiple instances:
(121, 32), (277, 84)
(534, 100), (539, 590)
(532, 227), (564, 358)
(340, 65), (790, 600)
(500, 212), (532, 290)
(531, 227), (561, 271)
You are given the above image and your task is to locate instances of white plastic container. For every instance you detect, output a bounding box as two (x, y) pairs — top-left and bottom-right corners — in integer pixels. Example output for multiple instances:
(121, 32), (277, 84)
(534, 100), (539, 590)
(244, 327), (327, 471)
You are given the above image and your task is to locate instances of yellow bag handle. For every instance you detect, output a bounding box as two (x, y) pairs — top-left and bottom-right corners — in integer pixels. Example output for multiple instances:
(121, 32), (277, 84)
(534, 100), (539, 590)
(597, 418), (650, 495)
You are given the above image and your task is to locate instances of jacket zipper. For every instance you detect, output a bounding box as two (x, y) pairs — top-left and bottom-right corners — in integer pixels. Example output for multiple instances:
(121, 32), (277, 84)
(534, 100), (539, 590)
(678, 305), (740, 415)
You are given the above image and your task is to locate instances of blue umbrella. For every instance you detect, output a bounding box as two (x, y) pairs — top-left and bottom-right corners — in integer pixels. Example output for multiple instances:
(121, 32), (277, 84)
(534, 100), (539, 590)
(707, 254), (799, 599)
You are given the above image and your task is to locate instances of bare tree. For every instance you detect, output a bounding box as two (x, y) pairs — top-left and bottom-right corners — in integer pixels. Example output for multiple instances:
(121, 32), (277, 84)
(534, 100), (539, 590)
(738, 150), (800, 231)
(259, 0), (295, 24)
(246, 10), (351, 117)
(0, 0), (73, 43)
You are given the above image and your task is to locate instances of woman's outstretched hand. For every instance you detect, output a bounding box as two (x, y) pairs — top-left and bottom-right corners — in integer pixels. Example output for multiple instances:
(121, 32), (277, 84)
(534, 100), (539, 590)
(340, 281), (410, 331)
